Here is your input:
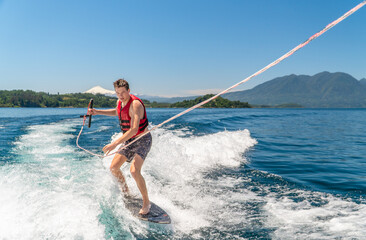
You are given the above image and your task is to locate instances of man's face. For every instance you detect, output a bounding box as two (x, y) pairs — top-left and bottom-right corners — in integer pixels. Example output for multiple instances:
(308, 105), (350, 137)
(115, 87), (130, 102)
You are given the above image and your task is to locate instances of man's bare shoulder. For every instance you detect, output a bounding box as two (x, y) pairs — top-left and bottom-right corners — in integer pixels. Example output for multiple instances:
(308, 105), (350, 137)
(129, 100), (143, 114)
(131, 99), (143, 108)
(129, 100), (144, 118)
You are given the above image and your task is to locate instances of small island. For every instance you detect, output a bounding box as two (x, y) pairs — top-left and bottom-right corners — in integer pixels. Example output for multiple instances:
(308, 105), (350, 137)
(167, 94), (251, 108)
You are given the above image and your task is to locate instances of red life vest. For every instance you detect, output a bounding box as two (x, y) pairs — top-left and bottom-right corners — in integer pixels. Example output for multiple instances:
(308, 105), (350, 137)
(116, 94), (148, 138)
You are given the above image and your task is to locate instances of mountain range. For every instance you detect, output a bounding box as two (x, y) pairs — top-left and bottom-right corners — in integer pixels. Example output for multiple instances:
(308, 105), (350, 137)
(222, 72), (366, 107)
(85, 72), (366, 108)
(360, 78), (366, 86)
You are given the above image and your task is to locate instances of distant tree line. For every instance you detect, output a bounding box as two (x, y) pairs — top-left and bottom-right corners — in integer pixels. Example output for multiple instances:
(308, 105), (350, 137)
(252, 103), (303, 108)
(0, 90), (117, 108)
(0, 91), (251, 108)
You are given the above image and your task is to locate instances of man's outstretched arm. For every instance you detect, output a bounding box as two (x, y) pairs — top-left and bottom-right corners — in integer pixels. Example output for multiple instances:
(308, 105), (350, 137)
(89, 108), (117, 116)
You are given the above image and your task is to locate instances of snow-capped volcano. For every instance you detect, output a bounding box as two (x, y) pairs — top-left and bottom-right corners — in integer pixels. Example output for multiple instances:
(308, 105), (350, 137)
(84, 86), (115, 96)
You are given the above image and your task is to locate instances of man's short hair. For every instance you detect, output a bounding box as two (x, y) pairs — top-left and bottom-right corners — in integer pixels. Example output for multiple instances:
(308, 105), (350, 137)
(113, 79), (129, 90)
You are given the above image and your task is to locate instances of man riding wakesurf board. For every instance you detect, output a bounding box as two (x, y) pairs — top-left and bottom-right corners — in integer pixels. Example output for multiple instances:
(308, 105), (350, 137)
(88, 79), (152, 215)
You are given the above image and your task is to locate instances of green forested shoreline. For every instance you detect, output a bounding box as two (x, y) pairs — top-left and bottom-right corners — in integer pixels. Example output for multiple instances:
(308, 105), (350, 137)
(0, 90), (117, 108)
(0, 90), (252, 108)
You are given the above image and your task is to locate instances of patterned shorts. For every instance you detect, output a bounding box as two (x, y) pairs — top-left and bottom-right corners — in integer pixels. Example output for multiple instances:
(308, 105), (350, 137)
(117, 133), (152, 163)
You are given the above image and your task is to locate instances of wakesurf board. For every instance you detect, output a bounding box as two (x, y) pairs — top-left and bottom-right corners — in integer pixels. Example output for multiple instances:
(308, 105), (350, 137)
(123, 196), (171, 224)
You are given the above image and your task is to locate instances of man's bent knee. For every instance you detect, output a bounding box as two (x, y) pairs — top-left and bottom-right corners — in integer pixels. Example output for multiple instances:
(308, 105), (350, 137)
(110, 154), (127, 172)
(130, 167), (141, 179)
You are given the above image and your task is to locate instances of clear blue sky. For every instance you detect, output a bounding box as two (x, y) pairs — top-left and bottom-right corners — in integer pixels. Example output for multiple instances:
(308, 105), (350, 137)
(0, 0), (365, 97)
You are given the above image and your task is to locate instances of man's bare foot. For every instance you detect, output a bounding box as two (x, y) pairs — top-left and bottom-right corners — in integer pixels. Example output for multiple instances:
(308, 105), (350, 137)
(139, 203), (151, 215)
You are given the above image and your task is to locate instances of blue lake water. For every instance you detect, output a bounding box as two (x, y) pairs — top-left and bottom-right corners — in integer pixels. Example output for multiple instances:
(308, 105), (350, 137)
(0, 107), (365, 239)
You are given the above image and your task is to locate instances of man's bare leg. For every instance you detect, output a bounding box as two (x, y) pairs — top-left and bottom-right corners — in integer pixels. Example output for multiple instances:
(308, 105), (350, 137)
(130, 154), (150, 214)
(110, 153), (130, 194)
